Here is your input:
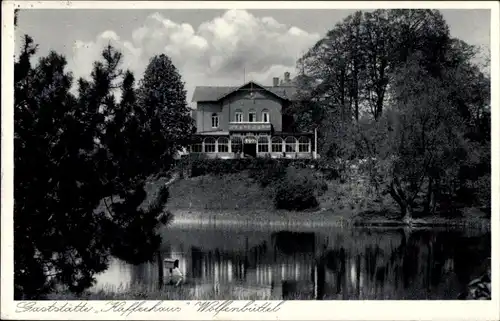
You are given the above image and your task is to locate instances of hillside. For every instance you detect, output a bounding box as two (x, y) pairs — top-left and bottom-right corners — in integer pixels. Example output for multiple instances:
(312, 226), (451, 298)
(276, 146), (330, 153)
(140, 167), (490, 229)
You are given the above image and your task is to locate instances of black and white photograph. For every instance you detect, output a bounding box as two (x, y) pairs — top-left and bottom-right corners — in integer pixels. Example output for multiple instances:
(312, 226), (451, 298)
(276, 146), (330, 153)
(2, 1), (498, 318)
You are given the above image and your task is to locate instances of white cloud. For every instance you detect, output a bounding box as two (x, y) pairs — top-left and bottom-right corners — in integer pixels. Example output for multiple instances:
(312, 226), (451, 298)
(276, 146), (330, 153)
(69, 9), (321, 105)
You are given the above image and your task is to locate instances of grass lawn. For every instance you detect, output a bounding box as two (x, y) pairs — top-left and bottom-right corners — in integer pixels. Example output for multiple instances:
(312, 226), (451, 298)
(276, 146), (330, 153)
(145, 172), (490, 230)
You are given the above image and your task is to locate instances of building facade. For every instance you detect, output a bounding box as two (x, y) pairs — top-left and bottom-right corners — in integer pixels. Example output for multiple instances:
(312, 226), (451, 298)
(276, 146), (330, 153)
(190, 73), (316, 159)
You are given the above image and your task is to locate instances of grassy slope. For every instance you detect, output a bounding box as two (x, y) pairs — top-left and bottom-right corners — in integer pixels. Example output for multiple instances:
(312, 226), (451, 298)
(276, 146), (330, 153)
(167, 172), (275, 211)
(143, 170), (490, 228)
(166, 170), (394, 211)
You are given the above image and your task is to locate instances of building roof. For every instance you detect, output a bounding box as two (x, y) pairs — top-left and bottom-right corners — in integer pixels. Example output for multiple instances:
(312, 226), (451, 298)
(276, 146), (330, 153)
(192, 81), (298, 102)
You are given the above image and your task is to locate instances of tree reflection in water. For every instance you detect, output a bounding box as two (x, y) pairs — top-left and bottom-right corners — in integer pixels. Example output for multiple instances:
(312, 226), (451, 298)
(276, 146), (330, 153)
(95, 226), (490, 300)
(313, 228), (490, 300)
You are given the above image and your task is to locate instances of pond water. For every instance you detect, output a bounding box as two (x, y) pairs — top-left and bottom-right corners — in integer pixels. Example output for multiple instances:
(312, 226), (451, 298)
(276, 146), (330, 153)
(92, 222), (490, 300)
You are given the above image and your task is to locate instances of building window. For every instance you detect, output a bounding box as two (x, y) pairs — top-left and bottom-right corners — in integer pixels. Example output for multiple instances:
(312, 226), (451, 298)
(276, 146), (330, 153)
(285, 136), (297, 152)
(271, 137), (283, 153)
(234, 110), (243, 123)
(191, 143), (202, 153)
(211, 113), (219, 128)
(218, 137), (229, 153)
(258, 136), (269, 153)
(249, 109), (256, 122)
(231, 136), (243, 153)
(204, 137), (216, 153)
(262, 110), (270, 123)
(298, 136), (310, 152)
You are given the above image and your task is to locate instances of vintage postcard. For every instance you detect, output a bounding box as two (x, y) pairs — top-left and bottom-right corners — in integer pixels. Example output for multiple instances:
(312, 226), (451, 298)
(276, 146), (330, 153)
(1, 1), (499, 320)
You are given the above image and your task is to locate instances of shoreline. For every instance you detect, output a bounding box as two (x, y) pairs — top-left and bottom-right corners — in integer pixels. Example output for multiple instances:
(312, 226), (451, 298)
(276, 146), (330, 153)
(168, 208), (491, 230)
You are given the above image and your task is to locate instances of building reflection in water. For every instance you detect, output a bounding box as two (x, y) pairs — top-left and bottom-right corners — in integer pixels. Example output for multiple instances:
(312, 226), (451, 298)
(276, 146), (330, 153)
(92, 227), (490, 300)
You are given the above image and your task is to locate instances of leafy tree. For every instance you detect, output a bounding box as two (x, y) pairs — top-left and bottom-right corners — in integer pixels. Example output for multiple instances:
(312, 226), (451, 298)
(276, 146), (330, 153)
(14, 37), (193, 298)
(135, 54), (196, 173)
(366, 50), (489, 220)
(14, 37), (83, 298)
(284, 70), (325, 134)
(294, 9), (452, 158)
(14, 41), (116, 297)
(294, 9), (490, 220)
(359, 10), (394, 120)
(373, 55), (465, 219)
(304, 14), (482, 128)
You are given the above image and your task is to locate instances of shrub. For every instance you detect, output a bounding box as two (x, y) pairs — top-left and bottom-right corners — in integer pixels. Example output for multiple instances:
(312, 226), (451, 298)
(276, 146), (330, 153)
(324, 168), (340, 180)
(274, 185), (319, 211)
(248, 162), (287, 187)
(176, 158), (339, 211)
(318, 179), (329, 194)
(186, 158), (343, 178)
(273, 168), (322, 211)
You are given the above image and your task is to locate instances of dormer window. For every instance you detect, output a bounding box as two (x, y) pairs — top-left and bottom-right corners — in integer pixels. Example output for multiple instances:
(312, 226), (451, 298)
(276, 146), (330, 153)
(235, 110), (243, 123)
(249, 109), (256, 122)
(262, 109), (270, 123)
(211, 113), (219, 128)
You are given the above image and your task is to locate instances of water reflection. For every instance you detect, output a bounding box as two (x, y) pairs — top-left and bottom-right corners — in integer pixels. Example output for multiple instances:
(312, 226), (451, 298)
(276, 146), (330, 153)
(92, 226), (490, 300)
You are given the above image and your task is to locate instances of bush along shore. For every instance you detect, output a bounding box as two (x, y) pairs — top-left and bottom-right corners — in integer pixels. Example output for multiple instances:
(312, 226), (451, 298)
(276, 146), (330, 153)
(143, 158), (491, 229)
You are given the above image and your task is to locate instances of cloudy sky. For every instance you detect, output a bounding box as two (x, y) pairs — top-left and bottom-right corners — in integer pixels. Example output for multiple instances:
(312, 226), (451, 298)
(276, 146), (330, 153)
(15, 8), (490, 105)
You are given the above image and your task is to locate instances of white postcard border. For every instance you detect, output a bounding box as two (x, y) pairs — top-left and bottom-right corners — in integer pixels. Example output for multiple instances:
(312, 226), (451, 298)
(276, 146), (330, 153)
(2, 1), (499, 320)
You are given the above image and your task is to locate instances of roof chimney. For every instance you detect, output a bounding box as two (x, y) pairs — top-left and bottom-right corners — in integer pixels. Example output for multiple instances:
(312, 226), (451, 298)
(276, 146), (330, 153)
(284, 71), (290, 83)
(273, 77), (279, 87)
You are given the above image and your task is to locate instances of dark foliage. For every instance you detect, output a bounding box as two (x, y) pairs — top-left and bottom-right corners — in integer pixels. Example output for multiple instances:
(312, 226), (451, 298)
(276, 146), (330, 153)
(186, 158), (335, 178)
(251, 164), (288, 188)
(274, 183), (319, 211)
(14, 36), (192, 298)
(293, 9), (490, 219)
(273, 168), (322, 211)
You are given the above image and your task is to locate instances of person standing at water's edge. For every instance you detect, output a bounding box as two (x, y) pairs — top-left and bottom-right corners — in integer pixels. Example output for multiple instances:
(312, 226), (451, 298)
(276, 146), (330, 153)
(171, 260), (184, 286)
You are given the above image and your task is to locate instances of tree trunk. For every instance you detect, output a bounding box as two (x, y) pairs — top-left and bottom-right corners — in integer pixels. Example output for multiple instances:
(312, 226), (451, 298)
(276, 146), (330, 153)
(389, 181), (411, 222)
(402, 204), (413, 224)
(389, 178), (415, 224)
(431, 179), (439, 214)
(424, 177), (433, 214)
(354, 98), (359, 122)
(430, 191), (437, 214)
